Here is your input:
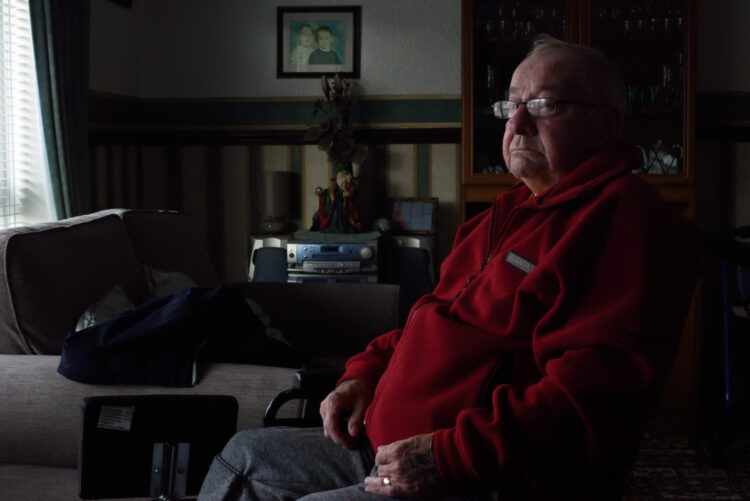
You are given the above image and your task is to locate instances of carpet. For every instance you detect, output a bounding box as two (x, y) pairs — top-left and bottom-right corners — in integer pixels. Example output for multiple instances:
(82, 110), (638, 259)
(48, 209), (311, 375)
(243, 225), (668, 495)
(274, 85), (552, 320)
(622, 438), (750, 500)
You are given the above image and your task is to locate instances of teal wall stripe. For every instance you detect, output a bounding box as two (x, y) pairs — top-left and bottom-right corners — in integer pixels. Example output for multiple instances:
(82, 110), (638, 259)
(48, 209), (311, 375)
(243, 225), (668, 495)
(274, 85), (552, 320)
(416, 144), (430, 198)
(90, 95), (461, 128)
(354, 99), (460, 125)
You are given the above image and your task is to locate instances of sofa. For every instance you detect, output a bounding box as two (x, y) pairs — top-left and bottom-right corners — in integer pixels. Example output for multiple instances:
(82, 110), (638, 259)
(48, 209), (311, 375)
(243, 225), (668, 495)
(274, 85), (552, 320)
(0, 209), (399, 500)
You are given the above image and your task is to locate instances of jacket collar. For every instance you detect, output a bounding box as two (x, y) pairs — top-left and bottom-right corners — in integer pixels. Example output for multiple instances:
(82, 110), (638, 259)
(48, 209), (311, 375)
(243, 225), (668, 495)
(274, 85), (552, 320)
(509, 143), (640, 208)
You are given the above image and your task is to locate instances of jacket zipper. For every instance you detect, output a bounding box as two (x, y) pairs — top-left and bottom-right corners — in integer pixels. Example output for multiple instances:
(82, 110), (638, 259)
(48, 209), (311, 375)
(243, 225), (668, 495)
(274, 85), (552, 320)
(452, 202), (521, 302)
(411, 197), (526, 325)
(404, 295), (430, 330)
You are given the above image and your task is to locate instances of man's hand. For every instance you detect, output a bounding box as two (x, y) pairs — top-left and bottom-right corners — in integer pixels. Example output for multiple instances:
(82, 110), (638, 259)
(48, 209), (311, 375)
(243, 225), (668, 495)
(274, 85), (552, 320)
(364, 433), (442, 499)
(319, 379), (372, 448)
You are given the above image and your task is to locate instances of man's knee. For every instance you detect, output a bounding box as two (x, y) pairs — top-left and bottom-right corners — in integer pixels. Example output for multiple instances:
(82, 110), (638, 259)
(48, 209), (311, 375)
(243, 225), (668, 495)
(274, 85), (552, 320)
(219, 427), (327, 472)
(218, 428), (279, 468)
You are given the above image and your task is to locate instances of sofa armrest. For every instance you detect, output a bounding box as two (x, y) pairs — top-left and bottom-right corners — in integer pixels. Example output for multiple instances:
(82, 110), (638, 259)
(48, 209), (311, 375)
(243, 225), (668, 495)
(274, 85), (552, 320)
(0, 355), (297, 468)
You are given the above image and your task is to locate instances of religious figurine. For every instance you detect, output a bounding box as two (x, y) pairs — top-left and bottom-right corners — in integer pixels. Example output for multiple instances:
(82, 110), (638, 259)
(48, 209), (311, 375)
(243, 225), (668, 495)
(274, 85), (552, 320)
(310, 168), (361, 233)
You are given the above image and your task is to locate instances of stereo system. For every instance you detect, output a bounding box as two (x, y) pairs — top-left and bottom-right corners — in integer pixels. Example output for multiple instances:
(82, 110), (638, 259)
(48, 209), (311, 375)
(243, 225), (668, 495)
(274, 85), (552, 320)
(249, 236), (379, 284)
(287, 242), (378, 273)
(250, 235), (436, 286)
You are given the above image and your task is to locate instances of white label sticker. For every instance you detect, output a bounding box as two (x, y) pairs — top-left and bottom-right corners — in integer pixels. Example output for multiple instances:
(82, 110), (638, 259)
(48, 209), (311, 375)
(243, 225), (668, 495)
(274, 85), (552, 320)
(505, 251), (536, 274)
(97, 405), (135, 432)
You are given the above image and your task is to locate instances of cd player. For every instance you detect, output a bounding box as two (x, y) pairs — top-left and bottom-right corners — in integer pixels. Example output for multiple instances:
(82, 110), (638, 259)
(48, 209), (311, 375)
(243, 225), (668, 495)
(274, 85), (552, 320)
(287, 241), (378, 271)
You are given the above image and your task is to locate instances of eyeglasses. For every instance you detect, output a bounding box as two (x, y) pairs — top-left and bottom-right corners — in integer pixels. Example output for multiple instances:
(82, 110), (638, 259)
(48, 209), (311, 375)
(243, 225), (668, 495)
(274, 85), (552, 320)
(492, 98), (607, 119)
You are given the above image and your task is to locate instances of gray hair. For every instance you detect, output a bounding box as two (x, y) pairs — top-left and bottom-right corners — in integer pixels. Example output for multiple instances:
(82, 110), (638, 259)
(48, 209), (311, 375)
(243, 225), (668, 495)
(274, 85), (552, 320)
(527, 34), (627, 119)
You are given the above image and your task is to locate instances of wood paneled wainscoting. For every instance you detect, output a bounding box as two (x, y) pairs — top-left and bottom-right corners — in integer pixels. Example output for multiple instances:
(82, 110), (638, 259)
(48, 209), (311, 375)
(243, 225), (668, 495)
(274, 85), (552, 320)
(89, 127), (462, 282)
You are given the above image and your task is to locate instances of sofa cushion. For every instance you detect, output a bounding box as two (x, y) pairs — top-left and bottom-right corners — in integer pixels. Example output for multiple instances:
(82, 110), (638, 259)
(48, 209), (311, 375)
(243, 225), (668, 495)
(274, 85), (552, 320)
(143, 265), (198, 298)
(120, 210), (220, 288)
(0, 354), (298, 468)
(0, 211), (149, 354)
(0, 464), (79, 501)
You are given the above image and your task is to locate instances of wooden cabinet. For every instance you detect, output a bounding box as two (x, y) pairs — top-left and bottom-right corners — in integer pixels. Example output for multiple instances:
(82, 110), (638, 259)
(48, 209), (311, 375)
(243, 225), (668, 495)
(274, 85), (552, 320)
(461, 0), (699, 436)
(462, 0), (695, 212)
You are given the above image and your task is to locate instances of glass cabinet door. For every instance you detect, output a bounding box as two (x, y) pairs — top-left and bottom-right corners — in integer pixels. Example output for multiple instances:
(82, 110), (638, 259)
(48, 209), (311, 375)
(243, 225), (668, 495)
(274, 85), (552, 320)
(587, 0), (691, 180)
(466, 0), (570, 181)
(463, 0), (693, 188)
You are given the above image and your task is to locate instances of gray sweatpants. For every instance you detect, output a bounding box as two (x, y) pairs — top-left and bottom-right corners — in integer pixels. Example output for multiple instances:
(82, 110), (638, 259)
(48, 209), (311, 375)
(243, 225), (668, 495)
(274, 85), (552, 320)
(197, 426), (500, 501)
(197, 426), (393, 500)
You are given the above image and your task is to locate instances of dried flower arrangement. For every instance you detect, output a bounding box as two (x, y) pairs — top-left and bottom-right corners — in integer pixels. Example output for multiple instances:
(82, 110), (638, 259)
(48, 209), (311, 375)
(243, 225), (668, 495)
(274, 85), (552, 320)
(304, 74), (368, 170)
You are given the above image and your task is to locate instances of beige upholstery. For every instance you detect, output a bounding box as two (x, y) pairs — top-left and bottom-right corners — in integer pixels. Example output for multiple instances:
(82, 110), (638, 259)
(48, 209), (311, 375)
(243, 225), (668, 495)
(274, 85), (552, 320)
(0, 211), (148, 354)
(0, 464), (79, 501)
(0, 209), (222, 355)
(0, 355), (297, 468)
(119, 210), (220, 287)
(0, 209), (401, 500)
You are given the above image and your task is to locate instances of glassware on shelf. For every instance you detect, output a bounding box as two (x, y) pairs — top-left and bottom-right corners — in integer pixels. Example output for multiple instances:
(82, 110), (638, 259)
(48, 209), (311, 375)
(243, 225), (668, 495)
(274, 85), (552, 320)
(635, 140), (683, 174)
(485, 19), (498, 36)
(489, 0), (567, 41)
(482, 164), (507, 174)
(486, 64), (498, 106)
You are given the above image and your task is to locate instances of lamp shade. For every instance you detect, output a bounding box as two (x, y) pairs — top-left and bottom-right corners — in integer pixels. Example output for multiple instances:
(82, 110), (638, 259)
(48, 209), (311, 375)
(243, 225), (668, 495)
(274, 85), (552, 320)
(263, 171), (300, 219)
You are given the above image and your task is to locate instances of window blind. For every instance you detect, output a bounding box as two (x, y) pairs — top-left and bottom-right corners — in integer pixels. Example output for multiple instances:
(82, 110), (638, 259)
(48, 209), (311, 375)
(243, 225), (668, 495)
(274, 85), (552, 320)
(0, 0), (53, 229)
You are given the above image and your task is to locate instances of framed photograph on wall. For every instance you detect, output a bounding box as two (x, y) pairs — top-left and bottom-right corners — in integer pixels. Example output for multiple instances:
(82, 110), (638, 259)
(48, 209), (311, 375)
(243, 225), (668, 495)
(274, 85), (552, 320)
(277, 6), (361, 78)
(388, 198), (439, 235)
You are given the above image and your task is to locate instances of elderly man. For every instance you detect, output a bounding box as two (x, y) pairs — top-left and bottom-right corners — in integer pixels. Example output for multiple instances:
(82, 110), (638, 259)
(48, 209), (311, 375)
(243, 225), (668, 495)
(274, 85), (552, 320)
(198, 35), (698, 500)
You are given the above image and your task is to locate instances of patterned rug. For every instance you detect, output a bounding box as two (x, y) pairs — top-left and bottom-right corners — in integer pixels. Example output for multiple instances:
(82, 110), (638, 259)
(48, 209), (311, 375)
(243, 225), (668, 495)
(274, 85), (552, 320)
(622, 438), (750, 500)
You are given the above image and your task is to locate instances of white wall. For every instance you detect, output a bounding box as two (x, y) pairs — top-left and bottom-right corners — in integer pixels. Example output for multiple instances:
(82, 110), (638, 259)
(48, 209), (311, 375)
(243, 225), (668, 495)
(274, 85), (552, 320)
(696, 0), (750, 93)
(90, 0), (141, 96)
(90, 0), (462, 98)
(695, 0), (750, 227)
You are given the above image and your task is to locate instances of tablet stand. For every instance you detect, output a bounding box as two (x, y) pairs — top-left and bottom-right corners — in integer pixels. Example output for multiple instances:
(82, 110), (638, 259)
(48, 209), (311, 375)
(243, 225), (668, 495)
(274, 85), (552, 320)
(150, 442), (190, 501)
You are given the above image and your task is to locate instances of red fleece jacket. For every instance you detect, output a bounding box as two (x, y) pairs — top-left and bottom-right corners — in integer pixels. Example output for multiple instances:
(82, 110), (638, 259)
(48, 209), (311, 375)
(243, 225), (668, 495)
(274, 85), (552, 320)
(340, 145), (699, 494)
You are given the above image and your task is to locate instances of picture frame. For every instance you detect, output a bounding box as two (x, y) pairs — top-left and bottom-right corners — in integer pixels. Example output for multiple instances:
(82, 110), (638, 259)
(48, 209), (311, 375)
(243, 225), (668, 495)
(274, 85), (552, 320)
(388, 198), (439, 235)
(277, 6), (361, 78)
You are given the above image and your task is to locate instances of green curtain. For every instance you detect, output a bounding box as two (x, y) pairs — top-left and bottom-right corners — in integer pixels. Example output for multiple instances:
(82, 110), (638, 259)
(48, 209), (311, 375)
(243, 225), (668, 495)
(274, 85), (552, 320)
(29, 0), (91, 219)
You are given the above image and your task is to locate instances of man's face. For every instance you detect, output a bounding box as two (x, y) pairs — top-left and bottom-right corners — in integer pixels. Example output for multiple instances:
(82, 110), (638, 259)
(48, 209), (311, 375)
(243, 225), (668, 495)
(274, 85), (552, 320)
(317, 31), (333, 51)
(501, 49), (614, 193)
(299, 27), (314, 48)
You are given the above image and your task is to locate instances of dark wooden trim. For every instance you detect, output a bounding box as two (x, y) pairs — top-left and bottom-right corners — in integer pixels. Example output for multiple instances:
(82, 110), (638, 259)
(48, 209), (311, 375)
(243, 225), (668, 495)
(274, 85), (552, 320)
(460, 0), (473, 188)
(121, 145), (131, 208)
(718, 142), (733, 233)
(248, 146), (263, 236)
(206, 146), (224, 279)
(89, 127), (461, 146)
(89, 144), (98, 211)
(167, 147), (181, 210)
(697, 125), (750, 142)
(105, 146), (115, 208)
(136, 146), (144, 209)
(356, 128), (460, 144)
(696, 92), (750, 141)
(684, 0), (697, 183)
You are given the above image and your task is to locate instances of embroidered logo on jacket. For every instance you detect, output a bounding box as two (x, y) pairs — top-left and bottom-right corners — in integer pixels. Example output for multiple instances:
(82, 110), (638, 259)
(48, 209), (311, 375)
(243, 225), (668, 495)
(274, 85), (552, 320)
(505, 251), (536, 274)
